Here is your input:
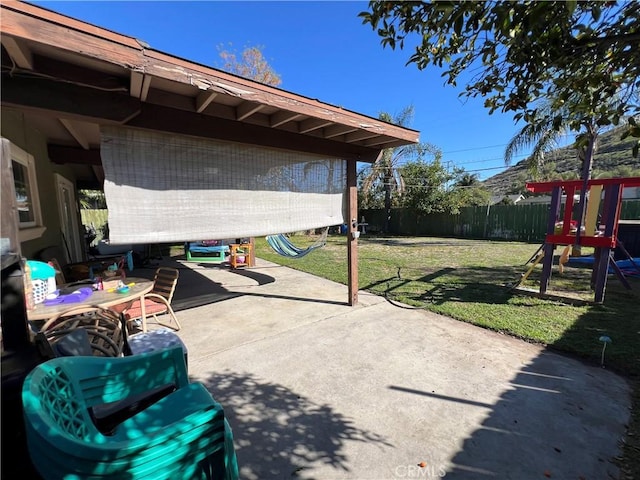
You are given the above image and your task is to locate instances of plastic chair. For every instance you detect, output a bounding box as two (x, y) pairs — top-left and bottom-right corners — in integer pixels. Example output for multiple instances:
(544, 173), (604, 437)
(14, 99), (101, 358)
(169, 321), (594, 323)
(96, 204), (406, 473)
(124, 326), (189, 371)
(122, 267), (181, 332)
(22, 347), (239, 480)
(35, 303), (189, 372)
(33, 305), (125, 359)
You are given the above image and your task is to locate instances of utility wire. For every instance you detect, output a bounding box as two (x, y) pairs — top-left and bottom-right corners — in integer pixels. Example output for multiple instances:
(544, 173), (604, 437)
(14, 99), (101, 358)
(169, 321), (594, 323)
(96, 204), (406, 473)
(440, 133), (574, 155)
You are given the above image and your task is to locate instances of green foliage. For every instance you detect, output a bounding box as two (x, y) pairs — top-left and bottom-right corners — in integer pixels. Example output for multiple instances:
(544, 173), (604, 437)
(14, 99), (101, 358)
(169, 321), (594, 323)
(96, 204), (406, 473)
(455, 172), (480, 187)
(485, 126), (640, 195)
(78, 189), (106, 209)
(358, 106), (442, 229)
(621, 116), (640, 157)
(367, 160), (492, 215)
(254, 235), (639, 376)
(399, 159), (456, 214)
(451, 172), (491, 208)
(504, 102), (573, 178)
(358, 176), (387, 209)
(361, 1), (640, 147)
(453, 186), (492, 208)
(255, 234), (640, 478)
(592, 165), (640, 179)
(79, 209), (108, 245)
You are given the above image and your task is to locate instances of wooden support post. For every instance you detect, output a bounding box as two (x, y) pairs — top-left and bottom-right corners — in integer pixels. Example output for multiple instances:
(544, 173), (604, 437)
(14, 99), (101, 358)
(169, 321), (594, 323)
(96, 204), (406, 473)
(593, 184), (622, 303)
(593, 248), (611, 303)
(562, 185), (575, 235)
(609, 256), (632, 290)
(248, 237), (256, 267)
(540, 243), (555, 294)
(347, 159), (358, 306)
(584, 184), (603, 236)
(601, 184), (622, 238)
(540, 186), (562, 294)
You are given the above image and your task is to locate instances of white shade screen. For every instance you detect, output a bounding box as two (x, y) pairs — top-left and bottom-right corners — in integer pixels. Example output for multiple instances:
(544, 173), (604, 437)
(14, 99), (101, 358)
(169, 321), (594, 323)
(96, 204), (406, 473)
(100, 126), (347, 244)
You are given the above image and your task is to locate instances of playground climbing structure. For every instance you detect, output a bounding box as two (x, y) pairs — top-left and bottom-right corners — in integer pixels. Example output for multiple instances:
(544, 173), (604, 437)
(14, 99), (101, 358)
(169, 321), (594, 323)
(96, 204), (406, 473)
(524, 177), (640, 303)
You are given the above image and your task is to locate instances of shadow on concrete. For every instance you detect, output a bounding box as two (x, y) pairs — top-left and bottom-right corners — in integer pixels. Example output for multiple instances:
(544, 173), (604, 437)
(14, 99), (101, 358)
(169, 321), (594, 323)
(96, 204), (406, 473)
(130, 260), (239, 311)
(368, 258), (636, 477)
(240, 291), (349, 306)
(200, 371), (392, 480)
(131, 257), (349, 310)
(391, 347), (628, 479)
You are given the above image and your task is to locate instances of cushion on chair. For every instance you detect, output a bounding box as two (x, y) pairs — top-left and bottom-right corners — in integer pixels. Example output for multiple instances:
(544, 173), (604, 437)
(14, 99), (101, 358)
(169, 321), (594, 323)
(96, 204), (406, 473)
(53, 329), (94, 356)
(128, 328), (186, 354)
(124, 297), (168, 319)
(128, 328), (188, 369)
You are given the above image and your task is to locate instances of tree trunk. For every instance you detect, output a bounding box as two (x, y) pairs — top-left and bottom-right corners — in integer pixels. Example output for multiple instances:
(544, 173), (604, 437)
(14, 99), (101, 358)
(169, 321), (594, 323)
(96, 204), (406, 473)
(383, 173), (392, 233)
(574, 128), (597, 250)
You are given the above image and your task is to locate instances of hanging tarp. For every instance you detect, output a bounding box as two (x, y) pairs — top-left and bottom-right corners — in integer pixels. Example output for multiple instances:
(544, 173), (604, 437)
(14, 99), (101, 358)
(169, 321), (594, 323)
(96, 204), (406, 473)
(100, 126), (346, 244)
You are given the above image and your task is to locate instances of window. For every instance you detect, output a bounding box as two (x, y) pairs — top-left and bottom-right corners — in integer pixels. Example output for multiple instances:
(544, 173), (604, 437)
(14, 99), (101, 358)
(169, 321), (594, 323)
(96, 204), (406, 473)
(9, 142), (44, 240)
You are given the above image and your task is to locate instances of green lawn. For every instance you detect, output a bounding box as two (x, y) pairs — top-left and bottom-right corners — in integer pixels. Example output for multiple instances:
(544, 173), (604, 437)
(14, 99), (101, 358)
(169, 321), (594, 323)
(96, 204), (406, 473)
(252, 233), (640, 478)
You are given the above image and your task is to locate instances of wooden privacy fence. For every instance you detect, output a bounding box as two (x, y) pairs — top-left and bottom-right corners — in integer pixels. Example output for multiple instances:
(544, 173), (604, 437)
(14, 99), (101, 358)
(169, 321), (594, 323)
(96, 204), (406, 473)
(361, 199), (640, 242)
(81, 202), (640, 244)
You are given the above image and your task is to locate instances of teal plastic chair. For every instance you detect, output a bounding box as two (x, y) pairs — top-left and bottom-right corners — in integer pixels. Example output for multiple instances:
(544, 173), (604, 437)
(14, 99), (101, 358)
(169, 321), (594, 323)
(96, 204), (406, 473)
(22, 346), (239, 480)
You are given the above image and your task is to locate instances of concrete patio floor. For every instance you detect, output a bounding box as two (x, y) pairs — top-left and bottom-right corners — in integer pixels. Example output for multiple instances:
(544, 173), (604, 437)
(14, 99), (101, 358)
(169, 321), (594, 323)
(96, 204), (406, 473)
(136, 257), (631, 480)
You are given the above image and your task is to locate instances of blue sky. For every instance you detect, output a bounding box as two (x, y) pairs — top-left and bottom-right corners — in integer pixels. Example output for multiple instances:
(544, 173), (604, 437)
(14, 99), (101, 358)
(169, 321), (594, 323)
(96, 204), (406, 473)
(33, 1), (568, 180)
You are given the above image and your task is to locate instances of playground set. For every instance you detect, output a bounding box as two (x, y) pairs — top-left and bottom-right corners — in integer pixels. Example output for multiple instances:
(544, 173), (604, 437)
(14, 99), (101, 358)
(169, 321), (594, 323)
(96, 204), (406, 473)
(184, 240), (252, 269)
(185, 229), (329, 267)
(517, 176), (640, 303)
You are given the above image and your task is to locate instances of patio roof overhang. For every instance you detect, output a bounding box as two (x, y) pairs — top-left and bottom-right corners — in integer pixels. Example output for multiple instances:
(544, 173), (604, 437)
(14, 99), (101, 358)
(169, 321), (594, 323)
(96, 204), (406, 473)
(1, 1), (420, 189)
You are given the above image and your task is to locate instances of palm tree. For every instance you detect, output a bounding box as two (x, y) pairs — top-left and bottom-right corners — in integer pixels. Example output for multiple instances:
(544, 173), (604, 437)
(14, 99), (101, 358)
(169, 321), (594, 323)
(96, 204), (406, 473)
(359, 106), (438, 232)
(455, 172), (481, 187)
(504, 104), (571, 179)
(504, 103), (599, 240)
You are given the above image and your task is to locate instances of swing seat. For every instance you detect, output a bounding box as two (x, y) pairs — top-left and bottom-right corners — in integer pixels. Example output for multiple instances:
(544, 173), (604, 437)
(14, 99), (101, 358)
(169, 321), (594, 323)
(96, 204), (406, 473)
(266, 230), (327, 258)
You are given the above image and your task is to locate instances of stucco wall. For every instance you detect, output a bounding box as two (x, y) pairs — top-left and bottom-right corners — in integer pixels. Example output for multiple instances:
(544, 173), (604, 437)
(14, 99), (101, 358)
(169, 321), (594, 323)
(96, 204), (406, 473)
(1, 108), (81, 261)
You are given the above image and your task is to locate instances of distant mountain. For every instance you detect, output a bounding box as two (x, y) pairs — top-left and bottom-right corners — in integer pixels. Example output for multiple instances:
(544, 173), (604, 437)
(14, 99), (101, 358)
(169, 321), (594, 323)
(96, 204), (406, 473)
(482, 126), (639, 196)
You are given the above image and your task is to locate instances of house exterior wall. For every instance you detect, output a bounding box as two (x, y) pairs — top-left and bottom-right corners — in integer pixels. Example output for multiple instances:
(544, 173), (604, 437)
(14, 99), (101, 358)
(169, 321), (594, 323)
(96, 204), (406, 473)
(622, 186), (640, 199)
(1, 108), (82, 261)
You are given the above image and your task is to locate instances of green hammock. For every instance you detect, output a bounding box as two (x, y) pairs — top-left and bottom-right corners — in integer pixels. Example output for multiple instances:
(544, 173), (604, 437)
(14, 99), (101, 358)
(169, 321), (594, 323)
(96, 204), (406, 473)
(266, 229), (328, 258)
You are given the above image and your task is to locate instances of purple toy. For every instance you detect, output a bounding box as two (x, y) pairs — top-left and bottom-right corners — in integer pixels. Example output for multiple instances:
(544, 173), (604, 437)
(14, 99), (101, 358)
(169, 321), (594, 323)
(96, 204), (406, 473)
(43, 287), (94, 305)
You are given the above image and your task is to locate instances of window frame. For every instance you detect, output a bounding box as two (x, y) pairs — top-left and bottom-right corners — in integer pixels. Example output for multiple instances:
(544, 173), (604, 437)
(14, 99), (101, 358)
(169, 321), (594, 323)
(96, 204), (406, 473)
(10, 142), (45, 241)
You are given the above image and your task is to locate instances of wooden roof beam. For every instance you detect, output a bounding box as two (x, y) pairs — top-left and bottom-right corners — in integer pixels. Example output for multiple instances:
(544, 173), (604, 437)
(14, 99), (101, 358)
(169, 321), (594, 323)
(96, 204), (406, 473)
(2, 74), (141, 124)
(361, 136), (402, 147)
(1, 3), (142, 67)
(128, 103), (382, 162)
(299, 118), (334, 134)
(1, 2), (420, 147)
(92, 165), (105, 187)
(48, 145), (101, 165)
(323, 124), (359, 139)
(270, 110), (302, 128)
(59, 118), (90, 150)
(236, 102), (264, 121)
(344, 130), (381, 143)
(130, 71), (151, 101)
(34, 55), (129, 92)
(195, 90), (218, 113)
(1, 36), (32, 69)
